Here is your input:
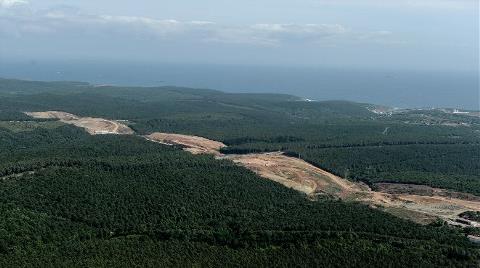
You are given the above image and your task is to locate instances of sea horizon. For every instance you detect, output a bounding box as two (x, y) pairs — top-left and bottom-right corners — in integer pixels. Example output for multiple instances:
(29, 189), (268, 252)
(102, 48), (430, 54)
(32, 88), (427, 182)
(1, 60), (478, 110)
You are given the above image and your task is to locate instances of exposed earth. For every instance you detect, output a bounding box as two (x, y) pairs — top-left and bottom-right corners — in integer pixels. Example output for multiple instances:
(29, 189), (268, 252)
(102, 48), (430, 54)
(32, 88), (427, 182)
(145, 132), (226, 156)
(25, 111), (480, 228)
(25, 111), (134, 135)
(223, 152), (480, 226)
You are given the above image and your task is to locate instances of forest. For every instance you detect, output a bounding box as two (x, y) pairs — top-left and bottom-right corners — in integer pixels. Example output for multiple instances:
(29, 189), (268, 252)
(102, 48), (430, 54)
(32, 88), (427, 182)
(1, 78), (479, 194)
(0, 78), (479, 266)
(0, 124), (478, 266)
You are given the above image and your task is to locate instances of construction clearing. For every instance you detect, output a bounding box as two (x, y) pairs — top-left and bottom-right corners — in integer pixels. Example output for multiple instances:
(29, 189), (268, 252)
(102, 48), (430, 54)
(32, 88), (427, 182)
(24, 111), (480, 228)
(223, 152), (480, 226)
(145, 132), (226, 156)
(144, 131), (480, 227)
(25, 111), (134, 135)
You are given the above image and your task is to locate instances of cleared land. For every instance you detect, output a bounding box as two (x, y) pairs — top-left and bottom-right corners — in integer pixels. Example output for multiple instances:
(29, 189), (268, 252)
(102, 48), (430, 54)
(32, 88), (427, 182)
(221, 152), (367, 198)
(22, 111), (480, 226)
(224, 152), (480, 225)
(375, 183), (480, 202)
(145, 132), (226, 156)
(25, 111), (134, 135)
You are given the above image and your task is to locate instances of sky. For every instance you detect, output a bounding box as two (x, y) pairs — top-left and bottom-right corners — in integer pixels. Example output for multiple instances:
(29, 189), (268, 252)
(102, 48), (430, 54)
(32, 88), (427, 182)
(0, 0), (478, 72)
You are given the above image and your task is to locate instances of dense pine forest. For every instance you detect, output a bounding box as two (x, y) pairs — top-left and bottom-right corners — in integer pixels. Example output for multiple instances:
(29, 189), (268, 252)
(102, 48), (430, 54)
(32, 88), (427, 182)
(1, 78), (479, 266)
(0, 124), (478, 266)
(2, 78), (478, 193)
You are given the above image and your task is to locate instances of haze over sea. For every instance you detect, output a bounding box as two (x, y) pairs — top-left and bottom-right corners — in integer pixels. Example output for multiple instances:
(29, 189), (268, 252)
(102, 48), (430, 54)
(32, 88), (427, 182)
(1, 60), (478, 110)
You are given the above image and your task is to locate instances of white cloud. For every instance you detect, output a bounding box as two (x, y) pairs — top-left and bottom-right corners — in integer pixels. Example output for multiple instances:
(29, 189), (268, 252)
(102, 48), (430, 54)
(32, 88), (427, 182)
(0, 3), (396, 47)
(402, 0), (476, 9)
(251, 23), (347, 37)
(207, 23), (349, 46)
(0, 0), (27, 8)
(190, 21), (215, 26)
(312, 0), (476, 10)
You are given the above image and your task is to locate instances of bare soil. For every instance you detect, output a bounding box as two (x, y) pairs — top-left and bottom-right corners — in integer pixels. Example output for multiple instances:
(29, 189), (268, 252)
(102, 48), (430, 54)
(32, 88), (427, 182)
(375, 183), (480, 202)
(221, 152), (367, 198)
(227, 153), (480, 224)
(22, 111), (480, 225)
(25, 111), (134, 135)
(145, 133), (226, 156)
(132, 132), (480, 225)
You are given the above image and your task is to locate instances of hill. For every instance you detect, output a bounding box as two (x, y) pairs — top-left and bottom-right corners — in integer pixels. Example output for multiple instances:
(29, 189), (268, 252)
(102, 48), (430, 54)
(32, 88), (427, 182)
(0, 78), (479, 266)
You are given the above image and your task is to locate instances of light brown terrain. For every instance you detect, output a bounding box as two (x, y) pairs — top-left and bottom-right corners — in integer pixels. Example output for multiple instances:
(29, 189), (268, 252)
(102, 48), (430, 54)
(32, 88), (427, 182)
(375, 183), (480, 202)
(25, 111), (134, 135)
(221, 152), (368, 198)
(22, 111), (480, 226)
(145, 132), (226, 156)
(143, 129), (480, 225)
(223, 152), (480, 225)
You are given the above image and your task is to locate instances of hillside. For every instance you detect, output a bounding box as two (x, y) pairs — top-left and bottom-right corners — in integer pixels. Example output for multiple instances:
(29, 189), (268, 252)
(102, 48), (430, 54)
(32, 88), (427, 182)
(2, 78), (478, 194)
(1, 78), (479, 266)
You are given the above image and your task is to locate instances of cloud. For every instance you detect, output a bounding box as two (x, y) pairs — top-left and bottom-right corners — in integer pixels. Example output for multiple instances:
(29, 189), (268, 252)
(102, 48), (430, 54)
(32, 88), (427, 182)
(0, 3), (396, 47)
(0, 0), (28, 8)
(312, 0), (476, 10)
(251, 23), (348, 40)
(401, 0), (476, 9)
(207, 23), (349, 46)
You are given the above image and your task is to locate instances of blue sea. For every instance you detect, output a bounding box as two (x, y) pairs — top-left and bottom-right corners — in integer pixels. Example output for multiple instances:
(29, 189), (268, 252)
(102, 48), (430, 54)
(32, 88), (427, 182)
(1, 60), (478, 110)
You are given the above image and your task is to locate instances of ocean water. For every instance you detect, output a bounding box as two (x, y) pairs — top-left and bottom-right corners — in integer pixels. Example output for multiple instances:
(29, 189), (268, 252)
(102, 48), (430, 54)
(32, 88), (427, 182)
(1, 60), (478, 110)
